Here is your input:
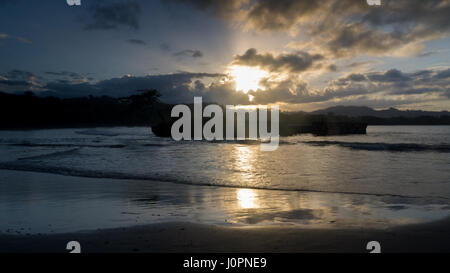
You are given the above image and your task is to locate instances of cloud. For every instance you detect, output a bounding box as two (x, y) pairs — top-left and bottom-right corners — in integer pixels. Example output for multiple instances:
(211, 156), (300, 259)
(246, 0), (450, 55)
(0, 33), (32, 44)
(45, 71), (83, 79)
(0, 79), (29, 86)
(323, 23), (408, 57)
(160, 43), (171, 52)
(334, 73), (368, 85)
(3, 70), (37, 81)
(0, 71), (248, 105)
(435, 68), (450, 79)
(170, 0), (450, 58)
(347, 61), (371, 68)
(84, 1), (141, 30)
(232, 48), (324, 73)
(327, 64), (338, 72)
(0, 70), (43, 93)
(368, 69), (411, 82)
(127, 39), (147, 45)
(245, 0), (325, 31)
(2, 66), (448, 110)
(44, 71), (93, 83)
(173, 49), (204, 58)
(417, 50), (440, 58)
(36, 72), (230, 102)
(323, 68), (450, 99)
(244, 66), (450, 107)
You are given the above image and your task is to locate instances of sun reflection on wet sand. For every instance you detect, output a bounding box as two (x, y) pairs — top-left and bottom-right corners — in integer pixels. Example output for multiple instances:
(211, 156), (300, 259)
(237, 189), (259, 209)
(230, 145), (262, 186)
(232, 145), (261, 209)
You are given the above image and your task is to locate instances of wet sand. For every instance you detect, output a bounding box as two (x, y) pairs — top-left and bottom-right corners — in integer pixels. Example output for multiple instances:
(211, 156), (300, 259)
(1, 170), (449, 234)
(1, 170), (449, 253)
(1, 217), (449, 253)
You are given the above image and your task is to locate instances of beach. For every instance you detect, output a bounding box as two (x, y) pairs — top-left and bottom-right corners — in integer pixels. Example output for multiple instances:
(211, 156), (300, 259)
(0, 169), (449, 253)
(1, 218), (450, 253)
(2, 0), (450, 257)
(0, 126), (449, 252)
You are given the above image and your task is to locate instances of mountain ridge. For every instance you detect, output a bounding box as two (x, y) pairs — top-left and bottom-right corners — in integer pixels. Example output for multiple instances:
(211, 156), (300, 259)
(311, 106), (450, 118)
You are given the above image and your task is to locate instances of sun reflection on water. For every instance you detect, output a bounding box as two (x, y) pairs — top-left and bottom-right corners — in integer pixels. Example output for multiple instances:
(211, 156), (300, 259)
(234, 146), (254, 172)
(232, 145), (261, 209)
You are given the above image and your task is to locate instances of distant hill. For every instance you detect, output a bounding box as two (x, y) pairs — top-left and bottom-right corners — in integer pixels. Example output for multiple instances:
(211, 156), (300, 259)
(312, 106), (450, 118)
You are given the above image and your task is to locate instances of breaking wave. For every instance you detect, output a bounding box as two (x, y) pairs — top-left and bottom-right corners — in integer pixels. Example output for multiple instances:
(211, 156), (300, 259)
(74, 129), (120, 137)
(0, 162), (448, 201)
(301, 141), (450, 152)
(8, 143), (126, 148)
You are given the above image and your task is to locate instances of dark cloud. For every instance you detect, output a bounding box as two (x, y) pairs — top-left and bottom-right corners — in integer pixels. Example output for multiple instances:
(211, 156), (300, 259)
(171, 0), (450, 58)
(45, 71), (84, 80)
(42, 82), (100, 98)
(1, 70), (95, 95)
(347, 61), (371, 68)
(368, 69), (411, 82)
(417, 51), (439, 58)
(38, 72), (230, 102)
(363, 0), (450, 29)
(0, 70), (42, 93)
(173, 49), (204, 58)
(0, 80), (29, 86)
(160, 43), (171, 52)
(246, 67), (450, 105)
(2, 67), (448, 109)
(347, 73), (367, 82)
(327, 68), (449, 98)
(127, 39), (146, 45)
(1, 70), (248, 105)
(334, 73), (368, 86)
(327, 64), (337, 72)
(246, 0), (323, 31)
(232, 48), (324, 73)
(85, 1), (141, 30)
(324, 23), (409, 57)
(4, 69), (36, 81)
(435, 68), (450, 79)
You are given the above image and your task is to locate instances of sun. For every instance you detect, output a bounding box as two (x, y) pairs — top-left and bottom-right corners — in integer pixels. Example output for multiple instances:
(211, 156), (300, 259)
(229, 65), (268, 93)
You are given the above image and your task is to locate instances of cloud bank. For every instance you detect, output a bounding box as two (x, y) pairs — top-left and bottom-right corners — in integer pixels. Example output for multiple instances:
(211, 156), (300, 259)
(168, 0), (450, 58)
(1, 66), (448, 110)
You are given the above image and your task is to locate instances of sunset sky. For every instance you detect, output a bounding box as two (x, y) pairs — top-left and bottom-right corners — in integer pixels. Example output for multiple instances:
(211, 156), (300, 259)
(1, 0), (449, 111)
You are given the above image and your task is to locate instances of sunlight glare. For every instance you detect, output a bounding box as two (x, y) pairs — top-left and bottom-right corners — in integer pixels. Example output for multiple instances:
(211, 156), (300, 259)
(229, 66), (267, 93)
(237, 189), (258, 209)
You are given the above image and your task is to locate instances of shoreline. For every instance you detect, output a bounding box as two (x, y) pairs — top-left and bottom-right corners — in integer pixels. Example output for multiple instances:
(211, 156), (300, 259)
(1, 124), (449, 132)
(1, 169), (449, 243)
(1, 218), (449, 253)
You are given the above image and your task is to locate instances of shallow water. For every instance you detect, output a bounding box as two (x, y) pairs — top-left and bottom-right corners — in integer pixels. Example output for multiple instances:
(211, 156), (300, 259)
(0, 170), (448, 234)
(0, 126), (449, 233)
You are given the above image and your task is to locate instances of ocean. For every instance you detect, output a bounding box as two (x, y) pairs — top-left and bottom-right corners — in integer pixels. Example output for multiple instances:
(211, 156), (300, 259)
(0, 126), (449, 233)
